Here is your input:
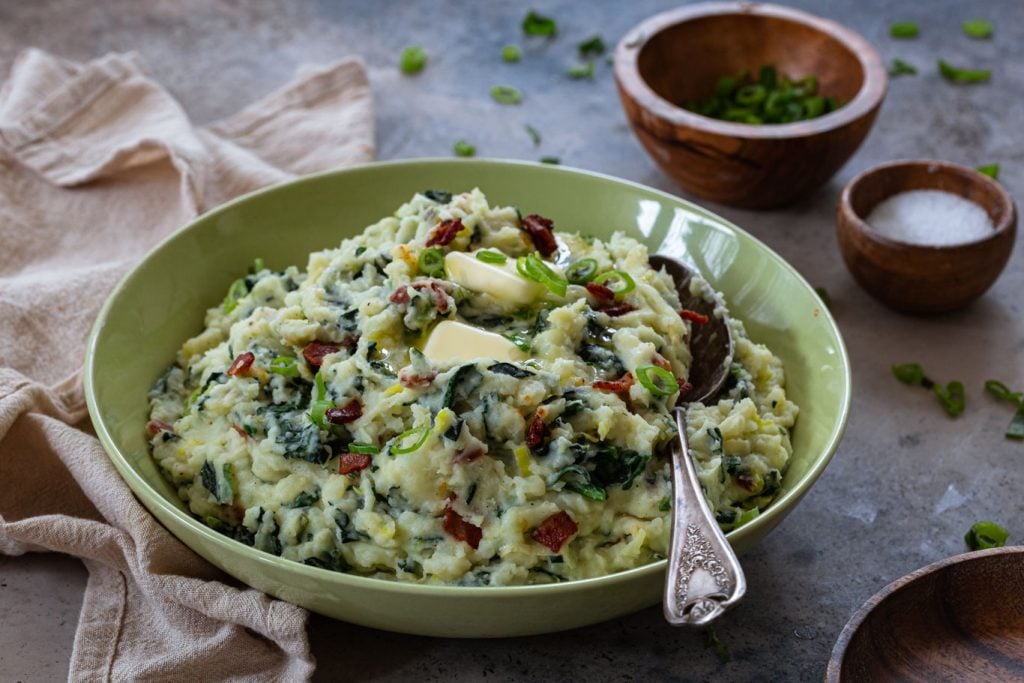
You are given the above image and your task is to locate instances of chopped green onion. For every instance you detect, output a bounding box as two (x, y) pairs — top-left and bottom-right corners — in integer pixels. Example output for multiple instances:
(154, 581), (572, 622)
(565, 258), (598, 284)
(965, 521), (1009, 550)
(525, 124), (542, 146)
(1007, 406), (1024, 440)
(501, 44), (521, 62)
(977, 164), (1000, 180)
(577, 35), (606, 59)
(453, 139), (476, 157)
(516, 253), (567, 297)
(310, 399), (332, 429)
(392, 427), (430, 454)
(890, 21), (919, 38)
(933, 380), (965, 417)
(475, 250), (508, 264)
(490, 84), (523, 104)
(539, 156), (560, 165)
(736, 507), (760, 527)
(684, 64), (838, 124)
(315, 371), (326, 401)
(567, 62), (594, 80)
(522, 10), (556, 37)
(592, 269), (636, 295)
(269, 356), (300, 376)
(250, 257), (265, 274)
(347, 442), (380, 455)
(892, 363), (926, 385)
(889, 58), (917, 77)
(985, 380), (1023, 404)
(418, 247), (445, 277)
(222, 278), (247, 314)
(962, 19), (993, 39)
(399, 45), (427, 74)
(635, 365), (679, 397)
(938, 59), (991, 84)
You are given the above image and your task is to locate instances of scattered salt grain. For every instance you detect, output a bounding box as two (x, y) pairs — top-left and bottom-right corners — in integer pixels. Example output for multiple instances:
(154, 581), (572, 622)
(866, 189), (994, 246)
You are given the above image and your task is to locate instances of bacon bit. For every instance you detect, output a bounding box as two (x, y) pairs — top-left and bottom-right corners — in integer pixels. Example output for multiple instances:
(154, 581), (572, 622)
(339, 453), (372, 475)
(523, 214), (557, 257)
(232, 425), (248, 439)
(453, 444), (485, 464)
(677, 381), (694, 401)
(429, 282), (450, 314)
(651, 353), (672, 372)
(326, 398), (362, 424)
(531, 511), (578, 553)
(303, 341), (341, 370)
(227, 351), (255, 377)
(426, 218), (464, 247)
(599, 303), (636, 317)
(398, 366), (437, 389)
(585, 282), (615, 301)
(526, 412), (548, 451)
(594, 372), (635, 395)
(443, 505), (483, 549)
(737, 473), (759, 492)
(679, 309), (710, 325)
(146, 420), (174, 438)
(390, 286), (410, 305)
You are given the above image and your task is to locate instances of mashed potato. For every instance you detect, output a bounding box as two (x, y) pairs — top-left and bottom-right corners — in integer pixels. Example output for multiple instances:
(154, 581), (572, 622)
(148, 189), (797, 585)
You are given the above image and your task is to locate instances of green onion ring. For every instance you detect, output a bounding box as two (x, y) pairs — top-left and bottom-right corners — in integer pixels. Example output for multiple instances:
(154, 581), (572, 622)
(315, 371), (327, 401)
(392, 427), (430, 454)
(310, 399), (332, 428)
(635, 365), (679, 397)
(347, 442), (380, 455)
(516, 253), (567, 297)
(418, 247), (445, 277)
(222, 278), (248, 313)
(269, 356), (299, 376)
(592, 269), (636, 295)
(565, 258), (598, 284)
(476, 250), (508, 264)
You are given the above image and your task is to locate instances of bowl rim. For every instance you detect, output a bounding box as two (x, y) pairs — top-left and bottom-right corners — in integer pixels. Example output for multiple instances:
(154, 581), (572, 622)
(83, 157), (852, 599)
(825, 545), (1024, 681)
(837, 158), (1019, 252)
(613, 0), (888, 139)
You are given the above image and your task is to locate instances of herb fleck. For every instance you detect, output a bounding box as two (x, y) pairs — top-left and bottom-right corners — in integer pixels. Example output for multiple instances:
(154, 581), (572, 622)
(889, 58), (917, 76)
(889, 21), (919, 39)
(977, 164), (1000, 180)
(577, 35), (606, 59)
(938, 59), (991, 84)
(453, 139), (476, 157)
(965, 521), (1009, 550)
(525, 124), (542, 146)
(522, 10), (557, 37)
(399, 45), (427, 75)
(502, 44), (521, 62)
(491, 84), (523, 104)
(962, 19), (993, 39)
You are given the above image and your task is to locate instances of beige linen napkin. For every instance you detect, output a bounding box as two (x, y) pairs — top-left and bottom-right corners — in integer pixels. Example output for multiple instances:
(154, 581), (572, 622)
(0, 48), (374, 681)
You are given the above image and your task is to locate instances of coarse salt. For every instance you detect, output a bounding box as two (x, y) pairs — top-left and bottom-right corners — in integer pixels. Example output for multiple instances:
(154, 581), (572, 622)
(865, 189), (994, 246)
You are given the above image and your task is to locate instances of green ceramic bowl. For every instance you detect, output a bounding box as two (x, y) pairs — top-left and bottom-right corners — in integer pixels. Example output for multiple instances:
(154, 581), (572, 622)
(84, 159), (850, 637)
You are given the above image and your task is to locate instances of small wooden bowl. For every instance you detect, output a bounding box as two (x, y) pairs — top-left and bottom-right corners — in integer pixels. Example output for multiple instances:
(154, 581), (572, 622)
(837, 160), (1017, 314)
(827, 547), (1024, 682)
(614, 2), (887, 208)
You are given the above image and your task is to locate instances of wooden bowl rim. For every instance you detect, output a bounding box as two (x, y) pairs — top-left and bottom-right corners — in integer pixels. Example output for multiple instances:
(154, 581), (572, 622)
(825, 545), (1024, 682)
(613, 1), (888, 139)
(838, 158), (1018, 253)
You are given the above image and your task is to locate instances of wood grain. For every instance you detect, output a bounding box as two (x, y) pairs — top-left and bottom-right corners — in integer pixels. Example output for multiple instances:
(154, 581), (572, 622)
(836, 160), (1017, 314)
(827, 547), (1024, 682)
(613, 2), (887, 208)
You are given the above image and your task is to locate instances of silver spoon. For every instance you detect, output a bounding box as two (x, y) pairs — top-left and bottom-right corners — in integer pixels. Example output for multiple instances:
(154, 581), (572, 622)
(649, 254), (744, 627)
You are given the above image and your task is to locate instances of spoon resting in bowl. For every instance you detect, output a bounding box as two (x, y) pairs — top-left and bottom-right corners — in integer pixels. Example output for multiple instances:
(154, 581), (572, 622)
(649, 254), (744, 626)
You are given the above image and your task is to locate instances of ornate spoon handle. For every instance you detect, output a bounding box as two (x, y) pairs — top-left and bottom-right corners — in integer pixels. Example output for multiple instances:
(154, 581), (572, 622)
(664, 408), (746, 626)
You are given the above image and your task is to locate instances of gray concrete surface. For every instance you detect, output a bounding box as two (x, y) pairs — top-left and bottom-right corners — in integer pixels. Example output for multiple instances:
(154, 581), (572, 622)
(2, 1), (1022, 680)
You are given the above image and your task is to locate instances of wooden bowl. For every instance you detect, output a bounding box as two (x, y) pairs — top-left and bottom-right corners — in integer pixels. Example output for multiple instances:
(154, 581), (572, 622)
(827, 547), (1024, 682)
(613, 2), (887, 208)
(837, 160), (1017, 314)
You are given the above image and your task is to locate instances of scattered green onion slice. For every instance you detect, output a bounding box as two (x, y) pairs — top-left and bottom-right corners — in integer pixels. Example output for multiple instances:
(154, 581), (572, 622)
(516, 253), (567, 297)
(933, 380), (965, 417)
(522, 10), (556, 37)
(476, 250), (508, 265)
(525, 124), (542, 146)
(565, 258), (598, 284)
(539, 156), (560, 165)
(889, 58), (917, 77)
(889, 21), (919, 38)
(684, 63), (839, 124)
(399, 45), (427, 74)
(577, 35), (606, 59)
(962, 19), (993, 39)
(977, 164), (1000, 180)
(250, 257), (265, 273)
(736, 507), (760, 527)
(938, 59), (991, 84)
(392, 427), (430, 454)
(490, 84), (523, 104)
(269, 356), (299, 376)
(310, 399), (332, 429)
(592, 269), (636, 295)
(567, 62), (594, 80)
(502, 44), (521, 62)
(892, 363), (926, 385)
(965, 521), (1009, 550)
(1007, 406), (1024, 440)
(418, 247), (445, 276)
(635, 365), (679, 397)
(985, 379), (1023, 404)
(315, 371), (327, 401)
(347, 442), (380, 455)
(453, 139), (476, 157)
(222, 278), (248, 314)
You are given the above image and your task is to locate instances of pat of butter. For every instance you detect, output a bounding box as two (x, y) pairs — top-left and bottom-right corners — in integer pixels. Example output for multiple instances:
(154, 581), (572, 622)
(422, 320), (527, 364)
(444, 251), (544, 306)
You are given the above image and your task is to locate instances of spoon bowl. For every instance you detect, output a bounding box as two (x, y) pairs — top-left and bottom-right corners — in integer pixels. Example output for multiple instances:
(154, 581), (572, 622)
(650, 254), (743, 626)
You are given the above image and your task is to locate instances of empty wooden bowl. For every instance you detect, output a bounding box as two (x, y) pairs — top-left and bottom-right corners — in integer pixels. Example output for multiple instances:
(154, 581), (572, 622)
(827, 547), (1024, 682)
(837, 160), (1017, 314)
(613, 2), (887, 208)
